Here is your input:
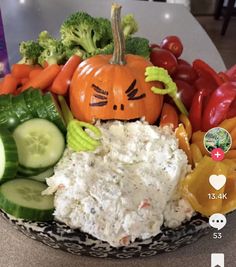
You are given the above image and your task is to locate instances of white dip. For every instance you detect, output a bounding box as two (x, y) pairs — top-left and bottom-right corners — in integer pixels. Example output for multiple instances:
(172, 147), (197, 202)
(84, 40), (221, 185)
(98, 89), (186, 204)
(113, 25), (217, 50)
(44, 121), (193, 247)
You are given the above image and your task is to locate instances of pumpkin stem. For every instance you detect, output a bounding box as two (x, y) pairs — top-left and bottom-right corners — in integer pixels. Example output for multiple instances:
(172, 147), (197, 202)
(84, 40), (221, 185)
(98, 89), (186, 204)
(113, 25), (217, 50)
(110, 3), (126, 65)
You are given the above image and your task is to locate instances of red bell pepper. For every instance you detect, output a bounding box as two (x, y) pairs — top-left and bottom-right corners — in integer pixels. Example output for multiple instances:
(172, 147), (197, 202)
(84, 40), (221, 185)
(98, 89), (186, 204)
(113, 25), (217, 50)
(226, 64), (236, 82)
(189, 84), (214, 132)
(189, 89), (205, 132)
(193, 59), (224, 89)
(202, 82), (236, 131)
(194, 77), (215, 96)
(218, 72), (230, 83)
(226, 98), (236, 119)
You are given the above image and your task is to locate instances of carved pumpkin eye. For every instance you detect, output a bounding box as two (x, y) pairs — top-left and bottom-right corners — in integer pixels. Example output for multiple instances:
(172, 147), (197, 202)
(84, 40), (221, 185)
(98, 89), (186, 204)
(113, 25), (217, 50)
(126, 79), (146, 101)
(89, 84), (109, 107)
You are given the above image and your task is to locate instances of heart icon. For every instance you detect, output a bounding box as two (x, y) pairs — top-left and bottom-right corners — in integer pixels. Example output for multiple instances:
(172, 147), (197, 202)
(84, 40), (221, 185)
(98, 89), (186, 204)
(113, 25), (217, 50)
(209, 175), (227, 190)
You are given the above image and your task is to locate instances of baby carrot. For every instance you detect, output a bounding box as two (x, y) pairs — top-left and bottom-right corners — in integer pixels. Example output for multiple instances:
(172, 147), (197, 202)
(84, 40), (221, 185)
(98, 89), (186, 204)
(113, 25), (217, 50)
(20, 77), (29, 85)
(12, 64), (34, 79)
(51, 55), (82, 95)
(159, 103), (178, 130)
(21, 64), (61, 92)
(43, 61), (49, 68)
(0, 74), (19, 95)
(29, 68), (43, 80)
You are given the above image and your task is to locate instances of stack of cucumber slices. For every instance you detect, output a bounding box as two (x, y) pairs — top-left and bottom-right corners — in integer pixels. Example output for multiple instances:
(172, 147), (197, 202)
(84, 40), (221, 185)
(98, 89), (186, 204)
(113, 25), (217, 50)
(0, 89), (66, 221)
(0, 88), (67, 133)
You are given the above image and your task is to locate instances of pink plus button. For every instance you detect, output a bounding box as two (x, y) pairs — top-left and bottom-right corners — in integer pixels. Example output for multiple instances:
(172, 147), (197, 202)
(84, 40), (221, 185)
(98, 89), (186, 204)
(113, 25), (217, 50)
(211, 148), (225, 161)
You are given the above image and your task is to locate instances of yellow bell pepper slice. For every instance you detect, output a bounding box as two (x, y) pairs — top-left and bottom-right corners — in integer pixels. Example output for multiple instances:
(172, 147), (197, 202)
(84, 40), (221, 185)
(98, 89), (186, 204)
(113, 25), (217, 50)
(191, 131), (208, 156)
(191, 130), (205, 143)
(221, 174), (236, 214)
(190, 143), (203, 167)
(175, 123), (192, 165)
(221, 159), (236, 214)
(230, 127), (236, 149)
(219, 117), (236, 133)
(225, 150), (236, 159)
(191, 119), (235, 156)
(223, 158), (236, 172)
(179, 114), (192, 140)
(192, 141), (208, 156)
(181, 156), (236, 217)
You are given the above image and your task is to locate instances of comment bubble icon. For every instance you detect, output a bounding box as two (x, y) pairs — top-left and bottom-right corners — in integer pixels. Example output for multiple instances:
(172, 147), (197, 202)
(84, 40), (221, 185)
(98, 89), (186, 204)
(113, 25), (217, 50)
(209, 213), (227, 230)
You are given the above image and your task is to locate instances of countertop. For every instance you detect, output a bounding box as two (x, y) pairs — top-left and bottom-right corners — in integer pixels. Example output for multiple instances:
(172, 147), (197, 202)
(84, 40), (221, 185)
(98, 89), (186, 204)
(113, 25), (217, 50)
(0, 0), (233, 266)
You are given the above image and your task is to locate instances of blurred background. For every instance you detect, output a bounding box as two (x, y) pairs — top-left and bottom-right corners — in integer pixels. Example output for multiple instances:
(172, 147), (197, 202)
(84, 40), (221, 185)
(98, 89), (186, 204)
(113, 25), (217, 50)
(143, 0), (236, 68)
(0, 0), (235, 69)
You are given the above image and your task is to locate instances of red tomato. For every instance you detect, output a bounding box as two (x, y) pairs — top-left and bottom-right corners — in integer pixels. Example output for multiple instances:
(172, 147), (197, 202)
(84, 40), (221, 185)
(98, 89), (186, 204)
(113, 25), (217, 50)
(150, 48), (178, 74)
(150, 43), (160, 50)
(172, 65), (198, 84)
(177, 58), (191, 67)
(175, 79), (196, 110)
(160, 36), (183, 58)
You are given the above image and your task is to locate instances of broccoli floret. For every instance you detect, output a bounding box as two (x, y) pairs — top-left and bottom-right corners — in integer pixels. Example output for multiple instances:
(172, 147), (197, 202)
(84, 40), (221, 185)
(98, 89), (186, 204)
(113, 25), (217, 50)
(65, 42), (113, 60)
(95, 17), (113, 48)
(90, 42), (114, 57)
(38, 40), (66, 66)
(38, 31), (56, 49)
(18, 41), (43, 65)
(125, 37), (150, 59)
(85, 37), (150, 59)
(60, 12), (103, 54)
(121, 14), (138, 38)
(37, 31), (67, 66)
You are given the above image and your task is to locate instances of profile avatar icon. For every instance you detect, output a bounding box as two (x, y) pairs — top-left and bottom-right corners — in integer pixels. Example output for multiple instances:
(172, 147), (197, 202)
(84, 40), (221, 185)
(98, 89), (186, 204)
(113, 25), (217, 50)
(204, 127), (232, 153)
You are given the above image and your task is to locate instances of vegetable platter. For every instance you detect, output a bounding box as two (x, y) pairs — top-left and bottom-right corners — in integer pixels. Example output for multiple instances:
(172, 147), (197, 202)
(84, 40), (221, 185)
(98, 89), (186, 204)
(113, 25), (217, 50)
(0, 1), (236, 259)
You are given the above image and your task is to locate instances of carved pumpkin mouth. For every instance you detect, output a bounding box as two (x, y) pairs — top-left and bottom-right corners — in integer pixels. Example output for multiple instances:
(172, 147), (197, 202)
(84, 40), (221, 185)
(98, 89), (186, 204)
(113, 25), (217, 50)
(99, 118), (142, 123)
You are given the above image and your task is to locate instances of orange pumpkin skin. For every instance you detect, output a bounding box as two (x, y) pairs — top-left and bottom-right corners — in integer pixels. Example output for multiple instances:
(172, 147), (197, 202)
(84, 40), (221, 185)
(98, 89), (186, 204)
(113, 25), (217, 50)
(70, 54), (163, 124)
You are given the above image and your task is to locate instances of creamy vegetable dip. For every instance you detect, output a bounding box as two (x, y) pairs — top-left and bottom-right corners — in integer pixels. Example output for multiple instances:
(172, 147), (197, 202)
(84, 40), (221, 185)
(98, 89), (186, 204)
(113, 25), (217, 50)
(44, 121), (193, 247)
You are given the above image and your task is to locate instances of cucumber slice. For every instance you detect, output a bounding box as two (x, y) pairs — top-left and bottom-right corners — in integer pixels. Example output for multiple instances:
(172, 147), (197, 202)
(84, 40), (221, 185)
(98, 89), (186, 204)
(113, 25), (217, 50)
(12, 94), (34, 123)
(0, 94), (11, 107)
(23, 88), (40, 117)
(30, 90), (48, 119)
(0, 179), (54, 221)
(13, 118), (65, 169)
(28, 168), (54, 183)
(0, 95), (21, 130)
(17, 165), (47, 177)
(43, 93), (66, 133)
(0, 129), (18, 183)
(0, 109), (21, 131)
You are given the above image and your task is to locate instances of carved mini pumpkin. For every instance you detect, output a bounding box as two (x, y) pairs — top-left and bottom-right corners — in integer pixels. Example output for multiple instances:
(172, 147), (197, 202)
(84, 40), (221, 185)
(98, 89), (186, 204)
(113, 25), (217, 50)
(70, 4), (163, 124)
